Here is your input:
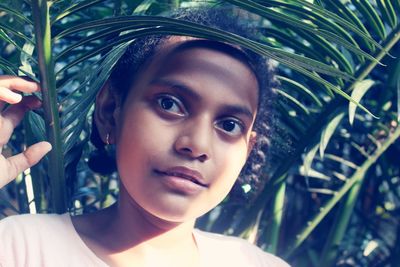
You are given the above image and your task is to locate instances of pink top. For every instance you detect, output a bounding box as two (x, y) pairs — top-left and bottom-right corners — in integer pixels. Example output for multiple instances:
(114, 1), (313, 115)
(0, 213), (290, 267)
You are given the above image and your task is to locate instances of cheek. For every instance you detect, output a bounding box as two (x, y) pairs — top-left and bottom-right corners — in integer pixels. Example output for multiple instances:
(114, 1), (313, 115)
(221, 138), (250, 173)
(114, 107), (163, 177)
(209, 142), (249, 198)
(114, 111), (169, 210)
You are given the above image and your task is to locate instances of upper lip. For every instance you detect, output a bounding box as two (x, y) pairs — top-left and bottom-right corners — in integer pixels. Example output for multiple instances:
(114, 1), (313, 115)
(155, 166), (208, 187)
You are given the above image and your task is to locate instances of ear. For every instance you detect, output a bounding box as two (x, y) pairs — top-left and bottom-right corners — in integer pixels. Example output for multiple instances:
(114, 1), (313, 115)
(94, 81), (120, 144)
(247, 131), (257, 158)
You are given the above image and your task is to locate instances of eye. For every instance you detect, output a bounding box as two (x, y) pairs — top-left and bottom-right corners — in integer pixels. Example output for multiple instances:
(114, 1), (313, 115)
(215, 118), (245, 136)
(156, 94), (187, 116)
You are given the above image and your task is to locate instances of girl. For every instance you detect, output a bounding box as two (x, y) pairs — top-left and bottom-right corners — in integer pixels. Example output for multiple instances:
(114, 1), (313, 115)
(0, 8), (290, 267)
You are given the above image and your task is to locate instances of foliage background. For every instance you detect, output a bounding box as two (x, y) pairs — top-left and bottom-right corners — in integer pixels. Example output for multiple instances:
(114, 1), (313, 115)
(0, 0), (399, 266)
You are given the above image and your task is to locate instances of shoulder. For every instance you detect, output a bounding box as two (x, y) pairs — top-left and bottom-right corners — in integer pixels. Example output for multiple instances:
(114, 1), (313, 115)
(0, 213), (70, 266)
(0, 213), (107, 266)
(0, 212), (69, 225)
(194, 229), (290, 267)
(0, 213), (72, 253)
(0, 213), (69, 233)
(0, 213), (70, 239)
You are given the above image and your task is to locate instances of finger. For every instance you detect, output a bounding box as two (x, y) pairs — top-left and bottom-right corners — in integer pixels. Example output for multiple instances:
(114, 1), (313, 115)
(0, 76), (40, 111)
(1, 142), (52, 188)
(0, 96), (41, 146)
(0, 87), (23, 105)
(0, 76), (40, 94)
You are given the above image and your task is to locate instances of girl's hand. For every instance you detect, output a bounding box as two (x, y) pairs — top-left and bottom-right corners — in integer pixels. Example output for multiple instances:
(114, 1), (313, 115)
(0, 76), (52, 189)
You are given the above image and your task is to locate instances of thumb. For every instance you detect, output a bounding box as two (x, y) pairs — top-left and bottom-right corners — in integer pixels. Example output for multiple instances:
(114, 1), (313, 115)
(1, 142), (52, 188)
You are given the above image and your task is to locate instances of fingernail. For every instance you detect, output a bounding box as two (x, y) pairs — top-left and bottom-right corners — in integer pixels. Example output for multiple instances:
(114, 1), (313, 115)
(10, 91), (22, 103)
(26, 82), (39, 91)
(44, 142), (52, 153)
(0, 86), (22, 103)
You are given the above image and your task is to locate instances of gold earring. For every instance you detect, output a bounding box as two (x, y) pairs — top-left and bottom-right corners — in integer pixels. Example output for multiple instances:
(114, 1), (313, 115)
(106, 133), (110, 145)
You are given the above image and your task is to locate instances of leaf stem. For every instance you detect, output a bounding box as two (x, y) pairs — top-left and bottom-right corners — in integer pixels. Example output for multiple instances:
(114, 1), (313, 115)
(31, 0), (67, 214)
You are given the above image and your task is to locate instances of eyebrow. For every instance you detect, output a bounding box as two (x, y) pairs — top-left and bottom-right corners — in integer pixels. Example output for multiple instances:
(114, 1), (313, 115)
(151, 78), (201, 100)
(220, 105), (255, 121)
(151, 78), (255, 121)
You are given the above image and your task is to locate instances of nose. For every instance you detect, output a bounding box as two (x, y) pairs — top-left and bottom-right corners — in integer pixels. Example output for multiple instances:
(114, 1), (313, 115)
(174, 117), (211, 162)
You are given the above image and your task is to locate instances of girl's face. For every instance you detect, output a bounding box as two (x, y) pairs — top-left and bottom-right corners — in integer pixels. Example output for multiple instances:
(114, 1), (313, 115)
(112, 40), (259, 222)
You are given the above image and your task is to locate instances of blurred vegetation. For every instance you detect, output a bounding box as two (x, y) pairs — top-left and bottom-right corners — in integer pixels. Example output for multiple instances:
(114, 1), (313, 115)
(0, 0), (399, 266)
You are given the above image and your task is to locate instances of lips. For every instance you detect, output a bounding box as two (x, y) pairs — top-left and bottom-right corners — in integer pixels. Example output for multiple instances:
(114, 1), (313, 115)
(155, 166), (208, 187)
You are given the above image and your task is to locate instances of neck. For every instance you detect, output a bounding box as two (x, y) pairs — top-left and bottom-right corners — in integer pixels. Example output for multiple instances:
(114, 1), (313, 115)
(99, 185), (197, 252)
(72, 185), (201, 266)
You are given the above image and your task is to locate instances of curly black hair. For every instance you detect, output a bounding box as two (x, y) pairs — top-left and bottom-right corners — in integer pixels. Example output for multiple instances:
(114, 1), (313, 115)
(88, 6), (279, 199)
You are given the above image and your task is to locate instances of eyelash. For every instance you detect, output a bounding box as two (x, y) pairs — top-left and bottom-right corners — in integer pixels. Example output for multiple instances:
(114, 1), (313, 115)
(155, 94), (187, 117)
(215, 118), (245, 136)
(154, 93), (246, 136)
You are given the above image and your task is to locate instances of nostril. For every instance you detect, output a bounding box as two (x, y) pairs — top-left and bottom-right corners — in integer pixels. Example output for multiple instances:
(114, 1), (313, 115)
(180, 147), (192, 154)
(197, 154), (208, 162)
(177, 146), (208, 161)
(174, 134), (210, 161)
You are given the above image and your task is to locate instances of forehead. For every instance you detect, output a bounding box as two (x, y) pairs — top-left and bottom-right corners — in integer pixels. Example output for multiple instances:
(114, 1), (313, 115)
(145, 38), (259, 111)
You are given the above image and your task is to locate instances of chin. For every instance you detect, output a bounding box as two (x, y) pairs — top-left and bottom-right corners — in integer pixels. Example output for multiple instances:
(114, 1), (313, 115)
(146, 191), (232, 225)
(145, 203), (207, 223)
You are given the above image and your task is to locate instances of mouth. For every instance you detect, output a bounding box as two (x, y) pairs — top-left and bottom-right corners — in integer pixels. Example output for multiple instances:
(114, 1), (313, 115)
(155, 166), (208, 188)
